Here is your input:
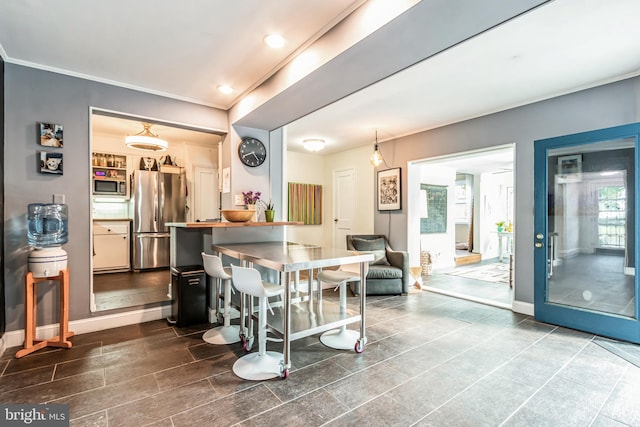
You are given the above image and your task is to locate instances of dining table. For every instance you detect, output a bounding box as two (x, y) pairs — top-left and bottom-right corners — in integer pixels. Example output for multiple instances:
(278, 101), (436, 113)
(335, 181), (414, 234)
(211, 241), (374, 378)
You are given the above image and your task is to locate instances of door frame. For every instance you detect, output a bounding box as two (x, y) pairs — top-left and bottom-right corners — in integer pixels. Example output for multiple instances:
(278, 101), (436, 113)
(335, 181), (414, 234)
(534, 122), (640, 343)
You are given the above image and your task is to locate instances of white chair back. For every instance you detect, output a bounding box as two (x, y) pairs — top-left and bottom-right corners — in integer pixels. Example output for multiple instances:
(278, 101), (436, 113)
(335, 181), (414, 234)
(231, 265), (270, 298)
(340, 262), (365, 276)
(201, 252), (231, 280)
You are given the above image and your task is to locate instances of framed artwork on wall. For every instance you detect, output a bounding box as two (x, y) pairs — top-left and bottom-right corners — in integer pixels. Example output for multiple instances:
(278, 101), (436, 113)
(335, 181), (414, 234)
(557, 154), (582, 183)
(39, 122), (64, 147)
(222, 167), (230, 193)
(39, 151), (63, 175)
(420, 184), (447, 233)
(288, 182), (322, 224)
(377, 167), (401, 211)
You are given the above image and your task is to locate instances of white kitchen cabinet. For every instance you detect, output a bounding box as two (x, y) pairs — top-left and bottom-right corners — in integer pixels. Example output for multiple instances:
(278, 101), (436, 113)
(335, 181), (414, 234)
(93, 220), (130, 273)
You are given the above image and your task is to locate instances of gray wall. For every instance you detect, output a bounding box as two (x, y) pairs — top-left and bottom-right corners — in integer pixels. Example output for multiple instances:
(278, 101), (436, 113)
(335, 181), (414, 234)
(374, 76), (640, 304)
(4, 64), (227, 332)
(0, 56), (5, 338)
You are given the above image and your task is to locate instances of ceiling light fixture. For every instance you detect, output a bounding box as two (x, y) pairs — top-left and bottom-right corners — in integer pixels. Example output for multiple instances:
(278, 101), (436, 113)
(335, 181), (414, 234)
(302, 138), (325, 152)
(125, 122), (168, 151)
(217, 84), (234, 94)
(370, 130), (384, 167)
(264, 34), (285, 49)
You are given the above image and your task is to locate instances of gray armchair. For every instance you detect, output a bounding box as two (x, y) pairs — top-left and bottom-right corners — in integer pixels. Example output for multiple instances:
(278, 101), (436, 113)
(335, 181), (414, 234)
(346, 235), (410, 296)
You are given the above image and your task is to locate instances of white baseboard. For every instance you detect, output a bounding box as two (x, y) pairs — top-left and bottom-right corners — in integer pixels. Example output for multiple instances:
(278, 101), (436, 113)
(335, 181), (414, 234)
(625, 267), (635, 276)
(512, 300), (535, 316)
(3, 305), (171, 350)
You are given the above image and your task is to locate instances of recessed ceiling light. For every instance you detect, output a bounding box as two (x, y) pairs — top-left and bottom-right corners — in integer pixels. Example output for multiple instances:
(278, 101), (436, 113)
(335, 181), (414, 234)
(217, 85), (234, 94)
(302, 138), (325, 152)
(264, 34), (285, 49)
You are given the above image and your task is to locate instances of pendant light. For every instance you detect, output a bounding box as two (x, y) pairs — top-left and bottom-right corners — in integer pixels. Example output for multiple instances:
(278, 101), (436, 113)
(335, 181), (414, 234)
(125, 122), (168, 151)
(370, 130), (384, 167)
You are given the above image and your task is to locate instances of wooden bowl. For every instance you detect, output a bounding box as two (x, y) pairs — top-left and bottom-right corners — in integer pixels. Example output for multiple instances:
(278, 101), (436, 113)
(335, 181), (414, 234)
(221, 209), (254, 222)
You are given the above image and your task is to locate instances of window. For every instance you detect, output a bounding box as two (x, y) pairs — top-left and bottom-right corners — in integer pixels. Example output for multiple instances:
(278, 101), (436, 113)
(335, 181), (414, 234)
(597, 185), (626, 248)
(455, 181), (470, 223)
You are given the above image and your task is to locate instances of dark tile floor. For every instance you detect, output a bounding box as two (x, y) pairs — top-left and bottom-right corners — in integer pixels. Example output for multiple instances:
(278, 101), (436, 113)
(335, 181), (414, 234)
(2, 290), (640, 426)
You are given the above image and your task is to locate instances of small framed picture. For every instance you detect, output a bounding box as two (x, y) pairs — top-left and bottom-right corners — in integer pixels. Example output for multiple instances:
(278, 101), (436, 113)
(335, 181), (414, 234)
(39, 122), (64, 147)
(377, 167), (402, 211)
(557, 154), (582, 183)
(222, 167), (230, 193)
(39, 151), (63, 175)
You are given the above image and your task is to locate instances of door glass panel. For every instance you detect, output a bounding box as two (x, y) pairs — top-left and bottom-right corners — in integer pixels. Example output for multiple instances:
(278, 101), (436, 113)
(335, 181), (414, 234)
(547, 138), (635, 318)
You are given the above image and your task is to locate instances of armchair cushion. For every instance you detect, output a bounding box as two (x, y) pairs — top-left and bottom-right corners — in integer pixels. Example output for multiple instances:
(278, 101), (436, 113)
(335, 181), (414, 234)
(350, 237), (390, 265)
(367, 265), (403, 280)
(346, 234), (410, 296)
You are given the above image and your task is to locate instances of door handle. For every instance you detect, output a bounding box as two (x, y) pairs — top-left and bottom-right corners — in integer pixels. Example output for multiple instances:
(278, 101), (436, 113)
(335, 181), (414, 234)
(535, 242), (543, 248)
(334, 219), (338, 223)
(536, 233), (544, 240)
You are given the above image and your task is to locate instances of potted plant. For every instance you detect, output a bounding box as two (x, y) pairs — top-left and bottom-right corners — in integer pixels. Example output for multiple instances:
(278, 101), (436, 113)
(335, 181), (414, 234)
(496, 221), (505, 232)
(262, 200), (275, 222)
(242, 191), (261, 208)
(242, 191), (261, 222)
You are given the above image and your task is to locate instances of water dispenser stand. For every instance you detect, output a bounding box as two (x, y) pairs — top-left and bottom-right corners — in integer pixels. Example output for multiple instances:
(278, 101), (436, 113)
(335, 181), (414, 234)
(16, 267), (74, 358)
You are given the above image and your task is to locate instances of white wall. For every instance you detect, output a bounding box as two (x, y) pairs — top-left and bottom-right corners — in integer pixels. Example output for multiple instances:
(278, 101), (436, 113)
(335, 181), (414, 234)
(323, 145), (375, 248)
(285, 145), (375, 248)
(478, 170), (513, 259)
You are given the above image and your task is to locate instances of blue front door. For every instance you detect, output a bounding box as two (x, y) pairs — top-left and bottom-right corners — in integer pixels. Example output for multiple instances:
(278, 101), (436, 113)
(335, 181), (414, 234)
(534, 123), (640, 343)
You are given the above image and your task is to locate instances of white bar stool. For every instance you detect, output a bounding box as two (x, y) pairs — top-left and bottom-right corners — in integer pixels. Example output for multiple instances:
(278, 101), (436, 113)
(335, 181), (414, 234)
(201, 252), (240, 345)
(317, 263), (362, 350)
(231, 265), (285, 381)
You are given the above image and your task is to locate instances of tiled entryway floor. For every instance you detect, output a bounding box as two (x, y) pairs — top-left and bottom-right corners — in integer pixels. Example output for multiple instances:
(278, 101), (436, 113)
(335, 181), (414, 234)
(425, 259), (513, 307)
(2, 290), (640, 426)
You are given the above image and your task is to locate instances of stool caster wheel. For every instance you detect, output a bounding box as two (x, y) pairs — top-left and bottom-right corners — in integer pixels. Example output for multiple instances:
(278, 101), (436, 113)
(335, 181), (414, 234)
(280, 365), (289, 379)
(243, 336), (254, 352)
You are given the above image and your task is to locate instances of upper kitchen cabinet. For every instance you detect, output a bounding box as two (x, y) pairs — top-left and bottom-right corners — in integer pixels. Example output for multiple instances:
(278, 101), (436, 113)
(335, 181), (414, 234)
(92, 152), (128, 198)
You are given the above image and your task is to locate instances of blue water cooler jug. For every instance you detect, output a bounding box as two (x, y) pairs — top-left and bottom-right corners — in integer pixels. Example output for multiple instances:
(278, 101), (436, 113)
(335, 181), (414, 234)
(27, 203), (69, 278)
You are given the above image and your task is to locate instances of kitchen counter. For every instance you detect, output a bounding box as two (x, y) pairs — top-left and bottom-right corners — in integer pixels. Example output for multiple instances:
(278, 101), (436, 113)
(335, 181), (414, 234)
(167, 220), (302, 268)
(93, 218), (131, 221)
(165, 221), (301, 228)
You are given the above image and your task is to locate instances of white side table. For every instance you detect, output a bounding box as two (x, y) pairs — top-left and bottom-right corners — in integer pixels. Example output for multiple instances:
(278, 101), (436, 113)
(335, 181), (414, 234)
(497, 232), (513, 263)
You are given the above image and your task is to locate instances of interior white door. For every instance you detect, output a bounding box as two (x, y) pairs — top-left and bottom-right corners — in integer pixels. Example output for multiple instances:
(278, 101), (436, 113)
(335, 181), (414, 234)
(333, 168), (355, 248)
(193, 166), (218, 221)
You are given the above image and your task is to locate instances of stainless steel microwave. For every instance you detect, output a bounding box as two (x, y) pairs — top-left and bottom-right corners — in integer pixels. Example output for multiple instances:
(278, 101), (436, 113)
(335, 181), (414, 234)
(93, 179), (127, 196)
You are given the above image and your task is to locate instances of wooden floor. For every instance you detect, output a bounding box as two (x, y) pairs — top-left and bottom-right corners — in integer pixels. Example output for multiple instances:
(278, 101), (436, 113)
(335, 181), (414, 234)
(93, 269), (170, 311)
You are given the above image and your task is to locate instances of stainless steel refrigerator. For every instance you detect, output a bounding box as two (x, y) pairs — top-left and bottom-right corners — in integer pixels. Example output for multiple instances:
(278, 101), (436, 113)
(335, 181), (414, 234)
(131, 170), (186, 270)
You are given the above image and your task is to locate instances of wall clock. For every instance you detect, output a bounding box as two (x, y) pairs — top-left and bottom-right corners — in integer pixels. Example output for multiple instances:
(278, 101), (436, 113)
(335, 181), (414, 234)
(238, 137), (266, 167)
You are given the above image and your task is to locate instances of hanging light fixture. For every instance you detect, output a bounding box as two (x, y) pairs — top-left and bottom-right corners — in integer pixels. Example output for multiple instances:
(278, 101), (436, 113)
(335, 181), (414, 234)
(125, 122), (168, 151)
(302, 138), (325, 152)
(370, 130), (384, 167)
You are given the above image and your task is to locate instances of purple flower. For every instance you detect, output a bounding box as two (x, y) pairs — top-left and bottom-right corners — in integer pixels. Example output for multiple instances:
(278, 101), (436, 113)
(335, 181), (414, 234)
(242, 191), (261, 205)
